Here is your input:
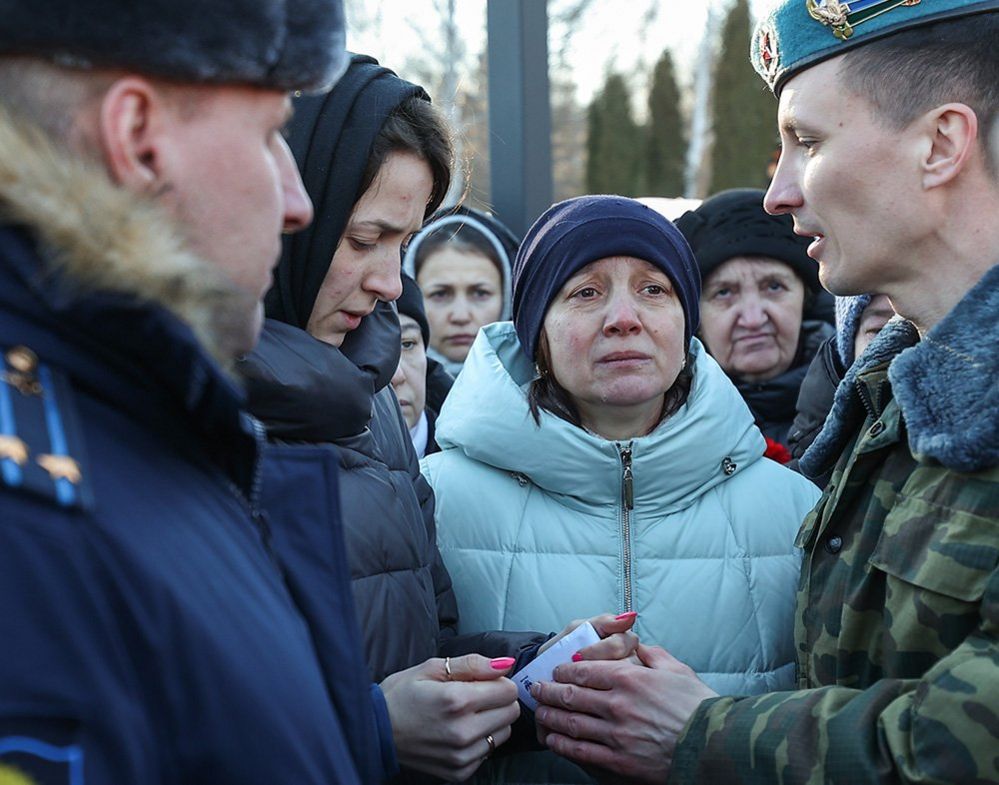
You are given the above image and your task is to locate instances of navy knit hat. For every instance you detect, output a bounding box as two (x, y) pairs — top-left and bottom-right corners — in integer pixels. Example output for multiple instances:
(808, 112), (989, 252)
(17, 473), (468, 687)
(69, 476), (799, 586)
(675, 188), (819, 294)
(512, 195), (701, 361)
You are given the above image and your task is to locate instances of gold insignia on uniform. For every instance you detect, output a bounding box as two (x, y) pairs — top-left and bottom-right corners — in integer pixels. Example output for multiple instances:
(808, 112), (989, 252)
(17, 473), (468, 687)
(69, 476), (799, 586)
(806, 0), (921, 41)
(2, 346), (43, 396)
(0, 434), (29, 465)
(37, 454), (82, 484)
(1, 371), (43, 396)
(0, 761), (40, 785)
(6, 346), (38, 374)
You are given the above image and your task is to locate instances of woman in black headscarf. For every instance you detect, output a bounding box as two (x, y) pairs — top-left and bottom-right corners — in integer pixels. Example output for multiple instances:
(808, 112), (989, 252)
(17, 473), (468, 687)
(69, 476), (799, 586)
(676, 189), (835, 454)
(239, 55), (632, 784)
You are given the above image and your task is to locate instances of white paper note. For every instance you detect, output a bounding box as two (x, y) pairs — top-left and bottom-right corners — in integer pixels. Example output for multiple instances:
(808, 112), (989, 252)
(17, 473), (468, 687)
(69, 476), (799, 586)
(512, 621), (601, 711)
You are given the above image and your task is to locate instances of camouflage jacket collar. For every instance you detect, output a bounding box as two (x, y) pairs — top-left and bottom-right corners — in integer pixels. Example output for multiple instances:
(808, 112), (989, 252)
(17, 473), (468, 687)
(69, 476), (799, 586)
(801, 264), (999, 477)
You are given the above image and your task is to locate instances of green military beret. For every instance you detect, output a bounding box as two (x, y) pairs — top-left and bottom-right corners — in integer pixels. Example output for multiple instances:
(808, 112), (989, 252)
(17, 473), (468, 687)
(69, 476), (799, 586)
(752, 0), (999, 95)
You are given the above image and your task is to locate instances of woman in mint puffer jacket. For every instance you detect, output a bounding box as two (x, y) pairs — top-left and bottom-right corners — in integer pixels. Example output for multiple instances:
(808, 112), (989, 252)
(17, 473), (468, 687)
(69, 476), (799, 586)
(422, 195), (820, 698)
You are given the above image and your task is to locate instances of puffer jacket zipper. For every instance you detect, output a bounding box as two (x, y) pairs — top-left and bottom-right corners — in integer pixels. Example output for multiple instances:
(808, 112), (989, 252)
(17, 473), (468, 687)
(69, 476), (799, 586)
(618, 442), (635, 613)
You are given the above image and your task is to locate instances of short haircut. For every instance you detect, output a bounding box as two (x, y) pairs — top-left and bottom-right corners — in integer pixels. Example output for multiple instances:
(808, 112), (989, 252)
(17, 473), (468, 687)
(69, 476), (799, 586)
(357, 95), (452, 220)
(0, 57), (111, 143)
(839, 13), (999, 172)
(0, 56), (206, 150)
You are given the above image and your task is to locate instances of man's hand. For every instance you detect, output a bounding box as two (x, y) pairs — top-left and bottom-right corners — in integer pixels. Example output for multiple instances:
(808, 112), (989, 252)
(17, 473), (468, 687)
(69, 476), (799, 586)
(380, 654), (520, 782)
(539, 611), (641, 662)
(531, 644), (717, 784)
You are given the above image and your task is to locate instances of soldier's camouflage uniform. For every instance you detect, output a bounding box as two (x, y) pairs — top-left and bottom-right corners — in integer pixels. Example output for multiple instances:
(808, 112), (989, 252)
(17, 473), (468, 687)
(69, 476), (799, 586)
(671, 265), (999, 784)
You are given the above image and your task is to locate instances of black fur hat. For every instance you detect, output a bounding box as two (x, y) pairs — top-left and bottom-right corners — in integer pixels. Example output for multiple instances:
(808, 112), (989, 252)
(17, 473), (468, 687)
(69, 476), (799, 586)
(675, 188), (819, 294)
(0, 0), (347, 91)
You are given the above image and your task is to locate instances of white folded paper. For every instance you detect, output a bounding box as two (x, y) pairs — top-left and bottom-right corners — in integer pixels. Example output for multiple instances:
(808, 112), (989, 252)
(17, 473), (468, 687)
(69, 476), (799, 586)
(512, 621), (601, 711)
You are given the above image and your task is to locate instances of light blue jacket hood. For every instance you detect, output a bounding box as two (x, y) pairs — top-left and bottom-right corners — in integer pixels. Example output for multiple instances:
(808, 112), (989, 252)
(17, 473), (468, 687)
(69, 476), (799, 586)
(435, 322), (766, 513)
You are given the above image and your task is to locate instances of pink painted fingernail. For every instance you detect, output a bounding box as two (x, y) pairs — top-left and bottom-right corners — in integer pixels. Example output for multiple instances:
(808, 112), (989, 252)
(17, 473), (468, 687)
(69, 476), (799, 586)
(491, 657), (516, 670)
(571, 652), (583, 662)
(615, 611), (638, 621)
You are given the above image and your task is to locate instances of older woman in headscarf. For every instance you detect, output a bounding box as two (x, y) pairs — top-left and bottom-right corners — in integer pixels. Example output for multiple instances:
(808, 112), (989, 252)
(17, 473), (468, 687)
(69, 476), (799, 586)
(676, 189), (835, 453)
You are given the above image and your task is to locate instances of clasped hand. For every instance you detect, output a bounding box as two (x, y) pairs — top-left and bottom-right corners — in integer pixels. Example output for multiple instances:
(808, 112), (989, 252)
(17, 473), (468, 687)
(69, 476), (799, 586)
(532, 643), (718, 784)
(380, 612), (647, 782)
(538, 611), (642, 663)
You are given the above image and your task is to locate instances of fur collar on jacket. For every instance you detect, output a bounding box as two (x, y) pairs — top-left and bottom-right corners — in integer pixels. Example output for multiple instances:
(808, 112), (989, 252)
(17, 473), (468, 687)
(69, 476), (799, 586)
(0, 107), (248, 368)
(800, 265), (998, 476)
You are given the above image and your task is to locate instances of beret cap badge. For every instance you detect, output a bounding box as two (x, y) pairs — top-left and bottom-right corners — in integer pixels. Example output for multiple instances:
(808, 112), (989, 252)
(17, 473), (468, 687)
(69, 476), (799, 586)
(806, 0), (922, 40)
(758, 27), (780, 78)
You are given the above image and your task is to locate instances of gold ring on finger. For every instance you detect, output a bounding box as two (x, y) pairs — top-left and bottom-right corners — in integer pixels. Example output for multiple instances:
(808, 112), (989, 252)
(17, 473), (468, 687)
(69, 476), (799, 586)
(485, 734), (496, 756)
(444, 656), (452, 680)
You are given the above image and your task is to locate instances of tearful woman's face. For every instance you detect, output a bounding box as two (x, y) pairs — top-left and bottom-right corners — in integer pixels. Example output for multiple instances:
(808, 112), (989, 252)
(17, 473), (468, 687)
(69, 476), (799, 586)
(542, 256), (686, 420)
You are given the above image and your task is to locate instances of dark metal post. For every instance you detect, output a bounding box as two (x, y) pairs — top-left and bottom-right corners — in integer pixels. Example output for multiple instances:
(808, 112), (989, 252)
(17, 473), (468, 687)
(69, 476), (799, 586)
(486, 0), (553, 237)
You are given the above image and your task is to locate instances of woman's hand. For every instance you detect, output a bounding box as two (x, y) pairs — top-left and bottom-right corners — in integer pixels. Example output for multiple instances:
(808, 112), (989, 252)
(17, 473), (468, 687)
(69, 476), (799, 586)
(539, 611), (640, 663)
(380, 654), (520, 782)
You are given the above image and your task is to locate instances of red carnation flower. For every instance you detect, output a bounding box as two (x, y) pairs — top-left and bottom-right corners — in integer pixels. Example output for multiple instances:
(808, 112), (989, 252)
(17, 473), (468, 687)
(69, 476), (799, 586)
(764, 437), (792, 465)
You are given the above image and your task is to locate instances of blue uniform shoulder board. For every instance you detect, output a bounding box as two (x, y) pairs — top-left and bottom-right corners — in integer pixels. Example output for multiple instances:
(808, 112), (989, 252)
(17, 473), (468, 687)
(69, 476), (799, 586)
(0, 345), (92, 511)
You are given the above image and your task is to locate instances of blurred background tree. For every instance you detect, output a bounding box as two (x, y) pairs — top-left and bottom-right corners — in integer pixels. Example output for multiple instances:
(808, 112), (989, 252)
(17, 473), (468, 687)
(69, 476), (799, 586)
(644, 50), (687, 196)
(708, 0), (777, 191)
(585, 73), (642, 195)
(345, 0), (777, 212)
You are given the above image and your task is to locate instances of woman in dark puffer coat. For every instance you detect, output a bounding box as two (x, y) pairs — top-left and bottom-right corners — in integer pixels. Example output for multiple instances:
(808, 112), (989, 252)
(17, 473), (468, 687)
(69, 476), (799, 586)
(788, 293), (895, 486)
(239, 56), (544, 783)
(239, 55), (631, 784)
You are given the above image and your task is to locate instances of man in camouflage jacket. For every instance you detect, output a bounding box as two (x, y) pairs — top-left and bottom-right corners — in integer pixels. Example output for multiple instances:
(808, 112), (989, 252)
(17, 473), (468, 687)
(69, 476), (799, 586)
(669, 282), (999, 782)
(529, 1), (999, 783)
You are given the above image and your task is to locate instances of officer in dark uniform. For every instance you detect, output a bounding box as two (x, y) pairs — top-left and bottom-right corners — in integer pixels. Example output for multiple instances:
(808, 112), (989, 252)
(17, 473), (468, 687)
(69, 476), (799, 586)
(0, 3), (395, 783)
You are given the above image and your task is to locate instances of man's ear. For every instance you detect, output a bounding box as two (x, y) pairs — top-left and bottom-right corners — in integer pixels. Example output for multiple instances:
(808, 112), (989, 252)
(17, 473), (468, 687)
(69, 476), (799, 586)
(921, 102), (979, 190)
(97, 77), (173, 192)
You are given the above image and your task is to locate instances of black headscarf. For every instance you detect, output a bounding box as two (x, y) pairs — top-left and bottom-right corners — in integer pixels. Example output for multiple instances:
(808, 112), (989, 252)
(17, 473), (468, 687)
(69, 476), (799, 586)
(396, 272), (430, 348)
(265, 53), (428, 328)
